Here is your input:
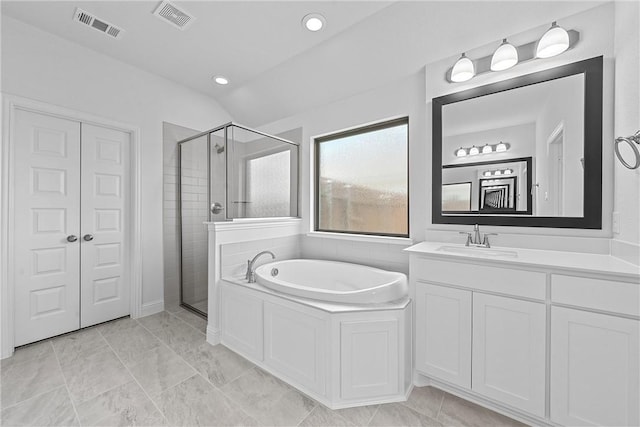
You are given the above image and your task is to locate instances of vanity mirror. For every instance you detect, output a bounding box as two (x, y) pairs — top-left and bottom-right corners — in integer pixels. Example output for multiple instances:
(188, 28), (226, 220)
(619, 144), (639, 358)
(433, 56), (603, 228)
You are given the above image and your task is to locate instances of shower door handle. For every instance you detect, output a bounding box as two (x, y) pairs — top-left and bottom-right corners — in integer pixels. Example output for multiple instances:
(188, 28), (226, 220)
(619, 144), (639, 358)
(210, 202), (225, 215)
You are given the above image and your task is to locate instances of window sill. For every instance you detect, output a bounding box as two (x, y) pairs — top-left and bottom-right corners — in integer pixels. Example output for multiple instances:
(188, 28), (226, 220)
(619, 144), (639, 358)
(306, 231), (413, 246)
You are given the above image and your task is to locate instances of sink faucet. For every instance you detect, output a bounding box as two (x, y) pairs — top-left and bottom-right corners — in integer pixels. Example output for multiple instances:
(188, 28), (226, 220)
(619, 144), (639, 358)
(459, 225), (498, 248)
(245, 250), (275, 283)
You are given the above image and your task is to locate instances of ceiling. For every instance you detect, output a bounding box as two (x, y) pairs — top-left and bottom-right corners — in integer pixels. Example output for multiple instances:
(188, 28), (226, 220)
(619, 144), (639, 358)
(2, 1), (603, 127)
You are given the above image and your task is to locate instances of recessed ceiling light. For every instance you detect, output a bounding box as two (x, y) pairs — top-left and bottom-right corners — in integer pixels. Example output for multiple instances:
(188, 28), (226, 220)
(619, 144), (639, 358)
(302, 13), (326, 32)
(213, 75), (229, 85)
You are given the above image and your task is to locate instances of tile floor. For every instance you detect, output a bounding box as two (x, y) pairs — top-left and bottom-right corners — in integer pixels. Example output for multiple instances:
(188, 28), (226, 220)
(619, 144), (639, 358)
(1, 308), (526, 426)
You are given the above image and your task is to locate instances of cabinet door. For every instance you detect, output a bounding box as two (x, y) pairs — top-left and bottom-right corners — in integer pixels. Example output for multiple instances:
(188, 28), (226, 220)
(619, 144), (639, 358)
(220, 283), (263, 361)
(472, 293), (545, 416)
(264, 301), (326, 396)
(415, 283), (471, 388)
(551, 307), (639, 427)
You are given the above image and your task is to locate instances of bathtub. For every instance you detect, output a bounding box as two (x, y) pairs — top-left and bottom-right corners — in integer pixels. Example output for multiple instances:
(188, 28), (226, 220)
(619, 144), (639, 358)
(254, 259), (408, 304)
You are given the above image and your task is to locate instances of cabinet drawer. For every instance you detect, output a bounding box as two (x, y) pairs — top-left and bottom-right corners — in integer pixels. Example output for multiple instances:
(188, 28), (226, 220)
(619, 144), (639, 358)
(411, 257), (545, 300)
(552, 275), (639, 317)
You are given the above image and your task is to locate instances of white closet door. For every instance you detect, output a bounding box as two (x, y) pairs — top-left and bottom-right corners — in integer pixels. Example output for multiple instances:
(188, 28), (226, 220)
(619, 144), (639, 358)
(13, 110), (81, 346)
(80, 123), (130, 327)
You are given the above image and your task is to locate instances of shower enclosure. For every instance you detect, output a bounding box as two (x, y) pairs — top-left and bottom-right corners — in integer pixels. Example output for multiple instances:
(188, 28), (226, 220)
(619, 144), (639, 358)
(178, 123), (299, 316)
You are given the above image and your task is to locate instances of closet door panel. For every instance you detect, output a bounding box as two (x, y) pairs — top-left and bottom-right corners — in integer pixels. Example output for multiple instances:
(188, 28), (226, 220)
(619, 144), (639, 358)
(13, 110), (81, 346)
(80, 123), (130, 327)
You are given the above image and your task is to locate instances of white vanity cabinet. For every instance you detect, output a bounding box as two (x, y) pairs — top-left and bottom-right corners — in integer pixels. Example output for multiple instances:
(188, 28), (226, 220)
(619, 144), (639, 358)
(408, 242), (640, 427)
(414, 283), (471, 388)
(550, 275), (639, 427)
(472, 293), (545, 416)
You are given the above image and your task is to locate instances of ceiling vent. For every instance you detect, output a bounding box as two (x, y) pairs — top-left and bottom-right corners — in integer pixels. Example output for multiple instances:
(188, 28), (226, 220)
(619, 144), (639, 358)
(153, 1), (195, 31)
(73, 8), (124, 39)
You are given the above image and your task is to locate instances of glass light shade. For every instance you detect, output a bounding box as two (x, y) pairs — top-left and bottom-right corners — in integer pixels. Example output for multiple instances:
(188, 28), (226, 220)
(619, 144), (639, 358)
(451, 54), (475, 82)
(469, 146), (479, 155)
(504, 169), (513, 175)
(482, 144), (492, 154)
(496, 142), (508, 152)
(456, 147), (467, 157)
(536, 22), (570, 58)
(491, 39), (518, 71)
(483, 171), (492, 177)
(494, 170), (502, 176)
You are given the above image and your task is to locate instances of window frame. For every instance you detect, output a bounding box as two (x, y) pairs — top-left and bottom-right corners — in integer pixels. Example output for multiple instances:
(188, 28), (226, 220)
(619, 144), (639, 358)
(313, 117), (410, 238)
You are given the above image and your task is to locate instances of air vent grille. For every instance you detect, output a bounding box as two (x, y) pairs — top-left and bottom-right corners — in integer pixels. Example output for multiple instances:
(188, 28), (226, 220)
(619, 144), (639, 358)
(73, 8), (124, 39)
(153, 1), (195, 31)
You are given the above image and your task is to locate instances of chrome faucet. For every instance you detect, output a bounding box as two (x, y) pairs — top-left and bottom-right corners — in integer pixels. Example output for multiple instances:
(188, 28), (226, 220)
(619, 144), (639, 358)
(459, 224), (497, 248)
(245, 251), (275, 283)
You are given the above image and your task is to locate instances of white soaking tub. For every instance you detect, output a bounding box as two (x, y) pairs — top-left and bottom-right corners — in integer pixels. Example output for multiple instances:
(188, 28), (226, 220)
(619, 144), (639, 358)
(254, 259), (408, 304)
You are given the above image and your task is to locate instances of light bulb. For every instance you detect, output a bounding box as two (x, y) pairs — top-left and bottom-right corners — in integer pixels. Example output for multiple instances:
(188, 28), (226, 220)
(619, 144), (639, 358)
(491, 39), (518, 71)
(302, 14), (326, 32)
(536, 21), (570, 58)
(451, 53), (475, 83)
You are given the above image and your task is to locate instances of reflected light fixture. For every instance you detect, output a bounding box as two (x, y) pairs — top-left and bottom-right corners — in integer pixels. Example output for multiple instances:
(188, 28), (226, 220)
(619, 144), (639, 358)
(494, 170), (502, 176)
(456, 147), (467, 157)
(213, 75), (229, 85)
(482, 144), (493, 154)
(491, 39), (518, 71)
(469, 145), (480, 156)
(496, 141), (508, 152)
(302, 13), (326, 32)
(483, 171), (492, 177)
(450, 53), (475, 82)
(536, 21), (570, 58)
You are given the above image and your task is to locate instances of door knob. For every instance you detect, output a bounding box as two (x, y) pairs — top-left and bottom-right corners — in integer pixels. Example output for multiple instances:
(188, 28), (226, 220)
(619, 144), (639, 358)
(210, 202), (225, 215)
(66, 235), (78, 242)
(83, 234), (94, 242)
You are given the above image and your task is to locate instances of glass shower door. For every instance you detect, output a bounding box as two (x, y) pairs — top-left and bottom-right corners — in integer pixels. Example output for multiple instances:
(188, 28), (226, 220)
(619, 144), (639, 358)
(179, 134), (209, 315)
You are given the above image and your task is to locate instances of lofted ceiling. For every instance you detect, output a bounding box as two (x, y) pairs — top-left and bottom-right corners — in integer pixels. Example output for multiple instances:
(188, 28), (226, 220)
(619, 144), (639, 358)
(2, 1), (603, 127)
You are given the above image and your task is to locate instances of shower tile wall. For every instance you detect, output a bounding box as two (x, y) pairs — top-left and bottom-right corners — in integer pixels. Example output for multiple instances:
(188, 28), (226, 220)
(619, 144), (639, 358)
(162, 122), (200, 309)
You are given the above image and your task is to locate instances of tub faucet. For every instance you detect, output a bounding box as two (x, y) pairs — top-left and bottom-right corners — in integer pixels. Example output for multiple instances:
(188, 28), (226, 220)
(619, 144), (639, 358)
(246, 251), (275, 283)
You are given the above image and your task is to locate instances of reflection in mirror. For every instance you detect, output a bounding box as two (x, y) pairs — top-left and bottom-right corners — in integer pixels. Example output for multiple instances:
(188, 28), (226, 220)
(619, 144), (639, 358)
(442, 74), (583, 217)
(433, 56), (603, 229)
(442, 157), (532, 214)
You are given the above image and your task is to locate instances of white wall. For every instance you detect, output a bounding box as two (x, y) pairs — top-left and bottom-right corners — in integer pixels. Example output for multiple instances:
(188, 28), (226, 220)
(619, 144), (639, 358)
(612, 1), (640, 265)
(1, 16), (232, 309)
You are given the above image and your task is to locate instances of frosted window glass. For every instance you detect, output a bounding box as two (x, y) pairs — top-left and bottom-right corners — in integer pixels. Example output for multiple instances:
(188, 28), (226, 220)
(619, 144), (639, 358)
(247, 150), (291, 217)
(317, 120), (408, 236)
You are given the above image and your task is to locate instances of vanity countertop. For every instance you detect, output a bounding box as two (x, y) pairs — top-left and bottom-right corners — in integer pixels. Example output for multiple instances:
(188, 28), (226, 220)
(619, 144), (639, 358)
(406, 242), (640, 281)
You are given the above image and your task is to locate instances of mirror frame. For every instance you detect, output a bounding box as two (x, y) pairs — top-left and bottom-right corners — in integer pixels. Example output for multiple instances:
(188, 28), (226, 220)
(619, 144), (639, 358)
(432, 56), (603, 229)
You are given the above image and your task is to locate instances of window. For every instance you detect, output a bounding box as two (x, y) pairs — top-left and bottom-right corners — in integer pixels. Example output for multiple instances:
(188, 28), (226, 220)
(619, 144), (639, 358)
(315, 117), (409, 237)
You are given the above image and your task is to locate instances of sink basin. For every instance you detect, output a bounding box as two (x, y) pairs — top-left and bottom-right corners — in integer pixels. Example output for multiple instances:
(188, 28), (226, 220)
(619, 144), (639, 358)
(436, 245), (519, 258)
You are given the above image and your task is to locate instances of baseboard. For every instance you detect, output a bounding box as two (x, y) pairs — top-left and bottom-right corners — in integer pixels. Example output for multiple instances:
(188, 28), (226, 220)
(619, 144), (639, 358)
(139, 300), (164, 317)
(206, 326), (220, 345)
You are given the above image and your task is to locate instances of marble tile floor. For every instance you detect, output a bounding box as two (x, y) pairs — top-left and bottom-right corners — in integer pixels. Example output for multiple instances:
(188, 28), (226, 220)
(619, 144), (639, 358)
(1, 309), (526, 427)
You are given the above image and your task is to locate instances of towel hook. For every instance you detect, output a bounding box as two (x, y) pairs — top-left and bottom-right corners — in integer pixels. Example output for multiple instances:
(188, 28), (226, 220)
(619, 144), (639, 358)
(614, 131), (640, 170)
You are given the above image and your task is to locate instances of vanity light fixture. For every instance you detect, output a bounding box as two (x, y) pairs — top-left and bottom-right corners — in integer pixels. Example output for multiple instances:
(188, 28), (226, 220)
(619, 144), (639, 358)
(491, 39), (518, 71)
(450, 53), (475, 83)
(453, 142), (509, 158)
(302, 13), (326, 32)
(446, 23), (578, 83)
(536, 21), (570, 58)
(213, 75), (229, 85)
(483, 168), (513, 177)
